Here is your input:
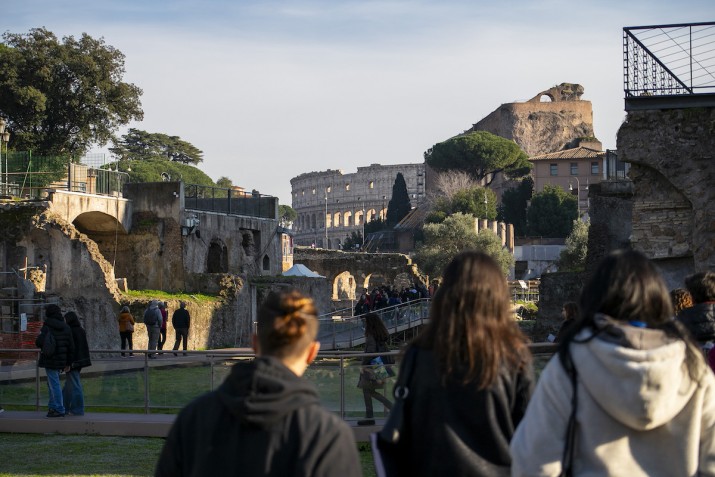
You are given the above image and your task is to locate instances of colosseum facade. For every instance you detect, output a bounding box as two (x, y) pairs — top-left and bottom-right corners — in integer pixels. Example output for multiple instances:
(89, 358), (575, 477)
(290, 163), (425, 249)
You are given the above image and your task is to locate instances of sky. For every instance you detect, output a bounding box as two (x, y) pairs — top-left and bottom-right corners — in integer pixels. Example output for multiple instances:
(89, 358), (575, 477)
(5, 1), (714, 204)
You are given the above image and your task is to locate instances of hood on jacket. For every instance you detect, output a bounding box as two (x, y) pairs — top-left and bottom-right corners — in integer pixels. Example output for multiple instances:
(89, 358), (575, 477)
(571, 314), (703, 431)
(217, 356), (320, 428)
(64, 312), (81, 328)
(148, 300), (159, 310)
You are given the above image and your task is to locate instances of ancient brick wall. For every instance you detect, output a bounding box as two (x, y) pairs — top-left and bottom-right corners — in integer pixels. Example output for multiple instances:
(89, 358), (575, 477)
(617, 107), (715, 281)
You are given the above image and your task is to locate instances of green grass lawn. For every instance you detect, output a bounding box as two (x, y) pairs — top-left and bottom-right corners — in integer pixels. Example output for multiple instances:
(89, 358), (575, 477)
(0, 434), (376, 477)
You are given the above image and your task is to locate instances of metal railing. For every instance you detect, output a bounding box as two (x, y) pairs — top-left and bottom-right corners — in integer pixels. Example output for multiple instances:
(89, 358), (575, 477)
(0, 152), (128, 199)
(184, 183), (278, 219)
(624, 22), (715, 97)
(317, 299), (432, 350)
(0, 345), (557, 419)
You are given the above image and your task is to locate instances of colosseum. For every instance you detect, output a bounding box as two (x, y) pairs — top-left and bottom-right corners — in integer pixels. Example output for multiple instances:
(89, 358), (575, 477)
(290, 163), (425, 249)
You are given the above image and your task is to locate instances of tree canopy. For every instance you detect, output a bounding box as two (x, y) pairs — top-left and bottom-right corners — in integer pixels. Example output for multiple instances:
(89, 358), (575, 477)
(110, 129), (203, 165)
(498, 176), (533, 236)
(216, 177), (233, 189)
(386, 172), (412, 226)
(278, 204), (297, 228)
(113, 158), (214, 186)
(526, 185), (578, 237)
(414, 212), (514, 278)
(426, 185), (497, 223)
(424, 131), (531, 186)
(0, 28), (143, 156)
(557, 218), (589, 272)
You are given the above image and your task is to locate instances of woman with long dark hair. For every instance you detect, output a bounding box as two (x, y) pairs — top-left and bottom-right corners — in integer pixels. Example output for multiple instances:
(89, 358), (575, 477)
(357, 313), (393, 425)
(398, 251), (534, 476)
(511, 250), (715, 475)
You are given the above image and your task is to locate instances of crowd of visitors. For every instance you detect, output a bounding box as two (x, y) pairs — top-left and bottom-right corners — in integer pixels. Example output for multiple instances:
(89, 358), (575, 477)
(354, 282), (432, 315)
(7, 248), (714, 476)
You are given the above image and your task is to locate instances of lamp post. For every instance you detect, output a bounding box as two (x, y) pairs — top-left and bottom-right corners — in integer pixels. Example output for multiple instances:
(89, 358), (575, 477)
(324, 188), (328, 248)
(0, 119), (6, 195)
(357, 196), (365, 248)
(569, 176), (581, 216)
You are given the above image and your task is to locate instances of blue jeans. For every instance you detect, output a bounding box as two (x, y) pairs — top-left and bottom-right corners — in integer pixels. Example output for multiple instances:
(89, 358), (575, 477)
(62, 369), (84, 415)
(46, 368), (65, 415)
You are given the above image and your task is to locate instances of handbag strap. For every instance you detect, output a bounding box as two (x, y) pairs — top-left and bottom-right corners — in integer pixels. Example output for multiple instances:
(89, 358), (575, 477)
(392, 346), (417, 400)
(378, 346), (418, 443)
(558, 347), (578, 477)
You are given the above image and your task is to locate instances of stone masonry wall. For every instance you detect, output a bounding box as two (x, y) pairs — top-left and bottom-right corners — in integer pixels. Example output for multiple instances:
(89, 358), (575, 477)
(617, 107), (715, 275)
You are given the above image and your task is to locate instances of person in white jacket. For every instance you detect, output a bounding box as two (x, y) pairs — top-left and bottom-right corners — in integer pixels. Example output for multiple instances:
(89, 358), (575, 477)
(511, 249), (715, 476)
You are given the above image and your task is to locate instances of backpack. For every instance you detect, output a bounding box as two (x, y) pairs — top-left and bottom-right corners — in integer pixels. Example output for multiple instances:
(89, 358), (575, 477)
(144, 307), (158, 326)
(41, 328), (57, 358)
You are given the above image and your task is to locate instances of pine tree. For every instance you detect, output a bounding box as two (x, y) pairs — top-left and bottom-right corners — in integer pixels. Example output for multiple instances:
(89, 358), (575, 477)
(386, 173), (412, 226)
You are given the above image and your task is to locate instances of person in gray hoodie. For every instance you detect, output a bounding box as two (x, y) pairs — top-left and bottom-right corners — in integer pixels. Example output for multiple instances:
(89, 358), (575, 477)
(511, 250), (715, 476)
(155, 289), (360, 477)
(144, 300), (163, 359)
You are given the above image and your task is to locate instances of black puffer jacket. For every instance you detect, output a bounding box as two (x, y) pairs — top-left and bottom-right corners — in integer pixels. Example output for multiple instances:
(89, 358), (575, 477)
(156, 356), (361, 477)
(677, 302), (715, 343)
(65, 312), (92, 370)
(35, 310), (74, 370)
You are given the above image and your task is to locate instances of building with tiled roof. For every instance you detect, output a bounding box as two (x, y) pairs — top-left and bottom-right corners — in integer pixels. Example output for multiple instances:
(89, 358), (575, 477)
(529, 140), (606, 215)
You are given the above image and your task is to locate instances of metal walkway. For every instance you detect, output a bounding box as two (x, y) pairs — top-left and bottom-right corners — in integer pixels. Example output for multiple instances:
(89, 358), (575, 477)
(318, 299), (431, 350)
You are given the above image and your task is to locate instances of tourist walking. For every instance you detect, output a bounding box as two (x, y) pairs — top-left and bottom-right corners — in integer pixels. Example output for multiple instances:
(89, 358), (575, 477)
(390, 251), (534, 476)
(118, 306), (135, 357)
(172, 301), (191, 356)
(158, 302), (168, 352)
(156, 289), (361, 477)
(62, 312), (92, 416)
(511, 250), (715, 476)
(554, 301), (578, 343)
(35, 304), (74, 418)
(357, 313), (394, 425)
(144, 300), (162, 358)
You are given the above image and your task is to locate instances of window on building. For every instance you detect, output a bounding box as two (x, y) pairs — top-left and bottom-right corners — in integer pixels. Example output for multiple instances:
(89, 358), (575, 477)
(570, 163), (578, 175)
(369, 181), (374, 189)
(591, 162), (599, 174)
(550, 164), (558, 176)
(346, 183), (350, 191)
(312, 188), (316, 195)
(326, 186), (331, 193)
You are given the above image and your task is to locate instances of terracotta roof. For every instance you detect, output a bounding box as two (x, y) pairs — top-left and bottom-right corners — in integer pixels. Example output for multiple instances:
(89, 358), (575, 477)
(529, 147), (605, 161)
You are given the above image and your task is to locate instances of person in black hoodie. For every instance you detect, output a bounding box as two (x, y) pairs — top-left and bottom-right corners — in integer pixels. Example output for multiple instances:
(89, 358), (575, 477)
(155, 289), (361, 477)
(62, 312), (92, 416)
(35, 304), (74, 418)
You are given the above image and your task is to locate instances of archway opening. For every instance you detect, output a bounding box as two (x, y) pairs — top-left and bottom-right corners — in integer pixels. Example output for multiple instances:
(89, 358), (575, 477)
(207, 239), (228, 273)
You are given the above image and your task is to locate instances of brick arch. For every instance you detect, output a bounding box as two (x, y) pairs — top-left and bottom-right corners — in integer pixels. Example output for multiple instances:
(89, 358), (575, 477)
(332, 270), (357, 300)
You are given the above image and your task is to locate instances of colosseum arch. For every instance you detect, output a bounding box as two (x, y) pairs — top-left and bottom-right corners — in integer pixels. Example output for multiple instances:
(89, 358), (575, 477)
(333, 211), (341, 227)
(355, 210), (364, 226)
(311, 214), (316, 229)
(343, 211), (352, 226)
(366, 208), (377, 222)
